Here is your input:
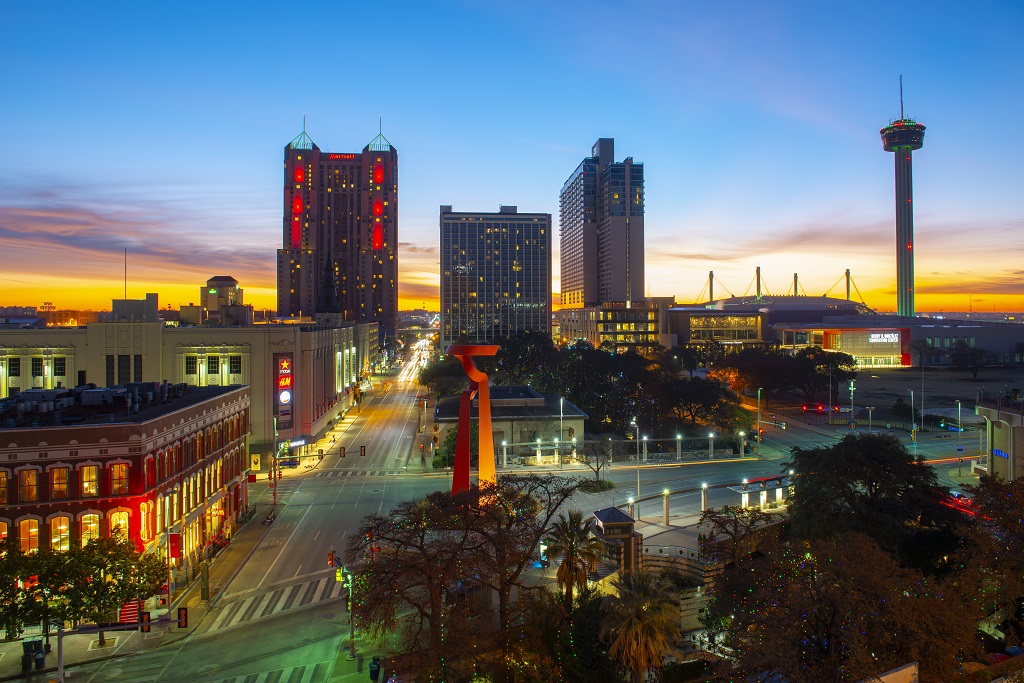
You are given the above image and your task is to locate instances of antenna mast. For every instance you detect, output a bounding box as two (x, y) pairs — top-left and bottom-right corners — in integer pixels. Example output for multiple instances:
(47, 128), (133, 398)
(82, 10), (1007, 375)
(124, 248), (127, 300)
(899, 75), (904, 119)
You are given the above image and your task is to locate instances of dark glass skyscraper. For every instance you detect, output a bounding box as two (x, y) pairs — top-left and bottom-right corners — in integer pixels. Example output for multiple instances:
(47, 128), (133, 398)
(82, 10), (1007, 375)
(276, 127), (398, 343)
(880, 108), (925, 318)
(559, 138), (644, 308)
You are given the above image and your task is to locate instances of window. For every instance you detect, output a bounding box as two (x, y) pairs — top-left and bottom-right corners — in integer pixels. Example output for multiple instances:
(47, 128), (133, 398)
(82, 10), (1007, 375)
(19, 470), (38, 502)
(110, 464), (129, 495)
(118, 355), (130, 384)
(32, 357), (43, 378)
(109, 511), (129, 538)
(51, 467), (68, 499)
(54, 357), (66, 376)
(19, 519), (39, 553)
(7, 357), (19, 377)
(81, 514), (99, 546)
(134, 354), (142, 382)
(50, 516), (70, 551)
(106, 355), (115, 386)
(80, 466), (98, 497)
(229, 355), (242, 374)
(0, 470), (6, 504)
(185, 355), (197, 375)
(0, 521), (6, 542)
(207, 355), (220, 375)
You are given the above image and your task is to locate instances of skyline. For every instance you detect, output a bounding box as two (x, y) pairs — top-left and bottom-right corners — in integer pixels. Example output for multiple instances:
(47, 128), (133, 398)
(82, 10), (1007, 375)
(2, 2), (1023, 314)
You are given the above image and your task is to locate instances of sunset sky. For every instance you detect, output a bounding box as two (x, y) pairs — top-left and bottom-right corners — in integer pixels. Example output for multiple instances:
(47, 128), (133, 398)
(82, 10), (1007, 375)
(2, 1), (1022, 314)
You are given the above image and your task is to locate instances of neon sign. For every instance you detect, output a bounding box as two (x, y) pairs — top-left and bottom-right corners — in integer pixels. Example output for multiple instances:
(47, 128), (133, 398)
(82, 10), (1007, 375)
(869, 333), (899, 343)
(327, 154), (355, 160)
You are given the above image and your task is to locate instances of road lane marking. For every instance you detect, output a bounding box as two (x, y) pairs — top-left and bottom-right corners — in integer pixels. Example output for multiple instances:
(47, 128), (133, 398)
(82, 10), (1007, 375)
(256, 504), (313, 588)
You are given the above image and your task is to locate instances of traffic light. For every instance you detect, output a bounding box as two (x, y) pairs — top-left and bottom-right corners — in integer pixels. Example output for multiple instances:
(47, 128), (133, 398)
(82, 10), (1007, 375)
(340, 446), (346, 457)
(328, 551), (335, 567)
(336, 567), (344, 582)
(758, 428), (764, 440)
(177, 607), (188, 628)
(140, 611), (151, 633)
(360, 445), (366, 457)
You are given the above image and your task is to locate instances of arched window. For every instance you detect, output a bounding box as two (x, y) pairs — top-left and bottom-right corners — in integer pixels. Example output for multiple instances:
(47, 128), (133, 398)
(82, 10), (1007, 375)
(0, 521), (8, 542)
(109, 511), (129, 538)
(50, 516), (71, 551)
(81, 514), (100, 546)
(19, 518), (39, 553)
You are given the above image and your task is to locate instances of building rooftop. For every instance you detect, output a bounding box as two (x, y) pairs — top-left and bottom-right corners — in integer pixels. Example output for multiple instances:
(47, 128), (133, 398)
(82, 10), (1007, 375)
(434, 386), (587, 422)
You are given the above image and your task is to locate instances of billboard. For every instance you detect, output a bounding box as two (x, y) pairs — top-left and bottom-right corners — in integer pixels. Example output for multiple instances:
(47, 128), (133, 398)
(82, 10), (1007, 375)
(274, 353), (294, 430)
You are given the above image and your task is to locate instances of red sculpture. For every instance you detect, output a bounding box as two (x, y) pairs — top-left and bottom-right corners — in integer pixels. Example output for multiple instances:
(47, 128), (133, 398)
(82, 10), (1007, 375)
(446, 344), (498, 495)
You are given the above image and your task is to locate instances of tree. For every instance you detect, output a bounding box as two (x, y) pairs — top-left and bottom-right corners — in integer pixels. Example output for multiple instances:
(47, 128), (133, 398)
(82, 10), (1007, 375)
(470, 475), (581, 663)
(698, 504), (773, 568)
(709, 345), (798, 402)
(345, 490), (486, 677)
(708, 532), (981, 683)
(786, 433), (957, 569)
(79, 533), (164, 645)
(435, 419), (478, 469)
(573, 438), (612, 484)
(23, 548), (70, 649)
(792, 346), (856, 403)
(418, 357), (469, 396)
(544, 510), (605, 614)
(487, 330), (557, 389)
(948, 340), (993, 379)
(890, 396), (919, 423)
(0, 537), (29, 639)
(663, 377), (721, 425)
(961, 475), (1024, 644)
(600, 569), (681, 683)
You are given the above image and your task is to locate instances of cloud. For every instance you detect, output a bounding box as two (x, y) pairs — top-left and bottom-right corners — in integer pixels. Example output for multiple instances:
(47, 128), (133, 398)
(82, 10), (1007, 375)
(398, 242), (436, 254)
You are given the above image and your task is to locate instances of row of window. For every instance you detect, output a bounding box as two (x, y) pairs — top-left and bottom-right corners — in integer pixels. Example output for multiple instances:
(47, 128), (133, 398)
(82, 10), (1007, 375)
(184, 355), (243, 375)
(4, 357), (68, 377)
(0, 464), (124, 504)
(1, 512), (127, 553)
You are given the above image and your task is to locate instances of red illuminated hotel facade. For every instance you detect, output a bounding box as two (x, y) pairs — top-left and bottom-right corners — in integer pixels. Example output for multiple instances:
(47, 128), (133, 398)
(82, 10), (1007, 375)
(276, 127), (398, 344)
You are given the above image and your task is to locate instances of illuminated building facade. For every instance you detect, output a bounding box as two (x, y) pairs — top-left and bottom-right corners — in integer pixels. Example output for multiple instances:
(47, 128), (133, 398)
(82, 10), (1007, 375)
(0, 384), (250, 587)
(0, 320), (378, 466)
(276, 127), (398, 345)
(559, 138), (644, 309)
(880, 107), (926, 318)
(201, 275), (244, 325)
(439, 205), (551, 348)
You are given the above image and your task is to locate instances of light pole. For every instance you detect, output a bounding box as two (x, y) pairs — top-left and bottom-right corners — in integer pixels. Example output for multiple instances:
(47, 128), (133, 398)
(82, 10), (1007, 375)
(866, 407), (875, 433)
(756, 387), (763, 457)
(701, 482), (708, 512)
(849, 380), (856, 427)
(739, 431), (746, 455)
(910, 389), (916, 441)
(631, 419), (640, 504)
(957, 399), (963, 474)
(642, 435), (648, 463)
(559, 398), (564, 465)
(708, 432), (715, 459)
(676, 434), (682, 461)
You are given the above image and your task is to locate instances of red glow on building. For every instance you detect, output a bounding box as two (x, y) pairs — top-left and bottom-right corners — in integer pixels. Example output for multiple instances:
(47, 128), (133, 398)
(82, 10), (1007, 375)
(327, 153), (356, 160)
(294, 166), (305, 183)
(291, 216), (301, 248)
(277, 375), (293, 389)
(292, 196), (303, 215)
(373, 199), (383, 216)
(907, 243), (912, 250)
(372, 224), (383, 250)
(373, 165), (384, 184)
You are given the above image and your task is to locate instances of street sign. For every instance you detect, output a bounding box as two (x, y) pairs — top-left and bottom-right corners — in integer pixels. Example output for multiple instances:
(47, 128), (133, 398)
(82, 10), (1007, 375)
(957, 445), (964, 453)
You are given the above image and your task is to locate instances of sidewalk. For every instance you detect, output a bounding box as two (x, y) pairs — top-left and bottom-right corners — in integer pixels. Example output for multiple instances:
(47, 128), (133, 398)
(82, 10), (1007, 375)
(0, 498), (278, 682)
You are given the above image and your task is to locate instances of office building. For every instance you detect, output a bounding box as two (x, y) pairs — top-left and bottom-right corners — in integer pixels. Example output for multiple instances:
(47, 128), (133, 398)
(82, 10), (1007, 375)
(440, 205), (552, 348)
(201, 276), (245, 325)
(276, 126), (398, 345)
(559, 138), (644, 308)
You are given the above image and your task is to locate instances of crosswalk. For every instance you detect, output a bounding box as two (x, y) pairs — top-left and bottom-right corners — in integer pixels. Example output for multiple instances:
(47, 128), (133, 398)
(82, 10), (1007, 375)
(208, 575), (345, 633)
(212, 662), (331, 683)
(312, 469), (397, 478)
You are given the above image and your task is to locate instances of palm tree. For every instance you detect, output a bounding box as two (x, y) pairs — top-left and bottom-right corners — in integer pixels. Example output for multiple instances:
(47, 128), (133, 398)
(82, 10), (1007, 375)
(600, 569), (680, 683)
(544, 509), (604, 613)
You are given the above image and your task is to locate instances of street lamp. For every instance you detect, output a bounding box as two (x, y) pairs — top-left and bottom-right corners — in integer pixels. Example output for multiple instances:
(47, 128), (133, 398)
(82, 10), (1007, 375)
(909, 389), (916, 441)
(676, 433), (682, 462)
(631, 419), (640, 503)
(642, 435), (648, 463)
(849, 380), (856, 426)
(559, 398), (564, 465)
(708, 432), (715, 459)
(957, 399), (963, 475)
(866, 406), (875, 433)
(756, 387), (763, 457)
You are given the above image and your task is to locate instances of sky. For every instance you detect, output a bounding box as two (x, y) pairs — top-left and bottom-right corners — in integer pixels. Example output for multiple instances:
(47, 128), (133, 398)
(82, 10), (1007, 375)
(1, 1), (1023, 314)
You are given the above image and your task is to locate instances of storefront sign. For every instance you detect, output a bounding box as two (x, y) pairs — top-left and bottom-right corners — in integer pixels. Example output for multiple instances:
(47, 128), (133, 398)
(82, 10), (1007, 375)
(274, 353), (294, 429)
(869, 332), (900, 343)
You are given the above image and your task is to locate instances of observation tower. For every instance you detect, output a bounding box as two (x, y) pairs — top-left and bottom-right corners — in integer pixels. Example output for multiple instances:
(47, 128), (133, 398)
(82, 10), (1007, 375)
(880, 79), (926, 317)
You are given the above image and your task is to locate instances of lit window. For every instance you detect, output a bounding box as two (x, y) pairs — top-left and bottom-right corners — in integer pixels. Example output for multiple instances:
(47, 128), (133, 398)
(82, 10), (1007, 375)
(50, 516), (70, 551)
(19, 470), (38, 502)
(81, 514), (100, 546)
(51, 467), (68, 499)
(110, 511), (129, 538)
(19, 519), (39, 553)
(80, 466), (98, 497)
(110, 464), (129, 495)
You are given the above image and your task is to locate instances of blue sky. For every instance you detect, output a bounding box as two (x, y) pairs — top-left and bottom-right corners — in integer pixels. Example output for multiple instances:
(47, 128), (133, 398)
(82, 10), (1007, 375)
(2, 1), (1022, 312)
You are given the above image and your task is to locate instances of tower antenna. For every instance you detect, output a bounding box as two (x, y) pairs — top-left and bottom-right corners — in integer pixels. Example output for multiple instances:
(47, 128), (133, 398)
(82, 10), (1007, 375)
(379, 116), (382, 135)
(303, 113), (306, 132)
(124, 247), (127, 300)
(899, 75), (904, 119)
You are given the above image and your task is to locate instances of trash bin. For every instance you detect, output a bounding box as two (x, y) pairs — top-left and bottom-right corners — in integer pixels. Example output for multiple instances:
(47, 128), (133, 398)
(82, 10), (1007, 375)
(369, 655), (381, 681)
(21, 653), (32, 673)
(34, 649), (46, 669)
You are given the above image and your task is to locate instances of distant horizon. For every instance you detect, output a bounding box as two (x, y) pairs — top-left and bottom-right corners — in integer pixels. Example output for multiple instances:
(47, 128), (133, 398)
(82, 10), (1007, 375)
(2, 2), (1022, 316)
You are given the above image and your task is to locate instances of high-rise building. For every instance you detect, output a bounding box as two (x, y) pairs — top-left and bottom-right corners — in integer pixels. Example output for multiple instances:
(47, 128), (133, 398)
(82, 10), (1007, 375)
(276, 126), (398, 343)
(880, 88), (925, 318)
(559, 138), (644, 309)
(439, 205), (552, 348)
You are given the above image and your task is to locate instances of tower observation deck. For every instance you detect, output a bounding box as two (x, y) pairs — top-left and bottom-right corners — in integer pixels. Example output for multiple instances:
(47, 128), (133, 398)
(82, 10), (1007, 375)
(880, 117), (926, 317)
